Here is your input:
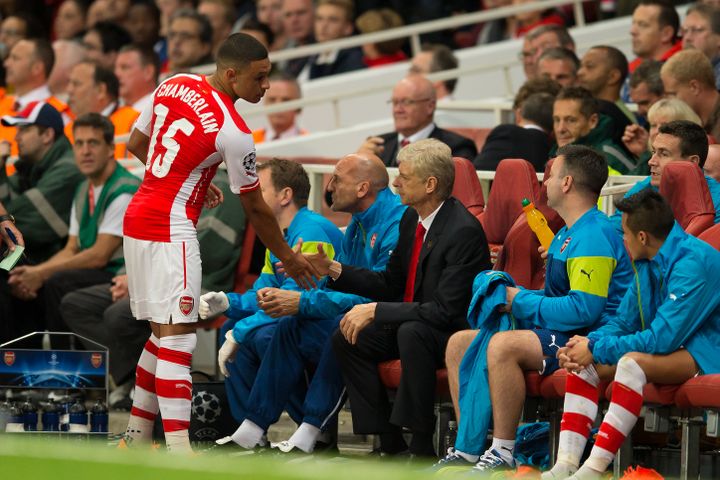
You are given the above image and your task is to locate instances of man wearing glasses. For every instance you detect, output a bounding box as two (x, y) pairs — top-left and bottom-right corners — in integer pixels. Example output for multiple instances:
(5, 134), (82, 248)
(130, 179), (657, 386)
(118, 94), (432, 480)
(357, 75), (477, 167)
(681, 2), (720, 90)
(165, 9), (214, 77)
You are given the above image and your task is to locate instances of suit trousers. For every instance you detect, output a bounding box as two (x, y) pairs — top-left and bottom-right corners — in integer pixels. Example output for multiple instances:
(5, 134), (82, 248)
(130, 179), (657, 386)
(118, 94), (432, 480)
(332, 320), (452, 435)
(61, 284), (149, 385)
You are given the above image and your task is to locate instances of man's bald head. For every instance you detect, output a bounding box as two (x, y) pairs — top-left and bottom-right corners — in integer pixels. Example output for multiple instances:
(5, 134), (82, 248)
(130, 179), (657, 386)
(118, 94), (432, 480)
(391, 74), (437, 137)
(328, 153), (390, 213)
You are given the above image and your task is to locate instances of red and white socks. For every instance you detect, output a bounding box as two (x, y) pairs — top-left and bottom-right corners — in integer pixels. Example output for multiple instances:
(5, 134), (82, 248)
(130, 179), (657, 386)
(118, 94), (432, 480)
(542, 365), (600, 480)
(125, 334), (160, 445)
(579, 357), (646, 476)
(156, 333), (196, 453)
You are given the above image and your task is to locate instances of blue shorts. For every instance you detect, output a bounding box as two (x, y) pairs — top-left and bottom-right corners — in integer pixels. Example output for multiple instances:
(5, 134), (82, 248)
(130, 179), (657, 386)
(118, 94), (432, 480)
(530, 329), (571, 376)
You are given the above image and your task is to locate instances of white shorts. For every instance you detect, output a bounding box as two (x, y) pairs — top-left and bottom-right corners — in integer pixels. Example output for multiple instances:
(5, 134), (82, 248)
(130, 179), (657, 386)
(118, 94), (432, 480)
(124, 236), (201, 324)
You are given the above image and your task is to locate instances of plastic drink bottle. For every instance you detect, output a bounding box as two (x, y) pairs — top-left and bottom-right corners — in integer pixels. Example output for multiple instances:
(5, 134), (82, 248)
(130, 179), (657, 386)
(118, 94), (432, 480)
(522, 198), (554, 251)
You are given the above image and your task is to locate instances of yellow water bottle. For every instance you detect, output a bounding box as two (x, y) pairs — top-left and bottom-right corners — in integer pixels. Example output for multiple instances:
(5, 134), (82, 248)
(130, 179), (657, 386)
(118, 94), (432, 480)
(522, 198), (554, 251)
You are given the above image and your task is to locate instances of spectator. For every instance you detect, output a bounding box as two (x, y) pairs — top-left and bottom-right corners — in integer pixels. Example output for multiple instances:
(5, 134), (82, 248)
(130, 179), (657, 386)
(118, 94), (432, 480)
(204, 153), (405, 454)
(660, 49), (720, 140)
(114, 45), (160, 114)
(239, 18), (275, 51)
(298, 0), (365, 81)
(280, 0), (315, 76)
(628, 59), (664, 120)
(7, 113), (139, 350)
(705, 143), (720, 182)
(306, 139), (490, 458)
(256, 0), (287, 51)
(125, 0), (163, 55)
(512, 0), (566, 38)
(156, 0), (195, 37)
(474, 92), (554, 172)
(357, 75), (477, 166)
(356, 8), (407, 68)
(0, 39), (72, 152)
(0, 199), (24, 250)
(82, 21), (133, 71)
(252, 72), (307, 143)
(622, 97), (702, 174)
(164, 8), (213, 75)
(436, 145), (632, 473)
(476, 0), (513, 45)
(48, 39), (86, 97)
(537, 47), (578, 87)
(0, 13), (43, 58)
(54, 0), (88, 41)
(551, 86), (639, 175)
(198, 0), (235, 59)
(0, 102), (83, 346)
(66, 61), (139, 158)
(62, 167), (245, 408)
(409, 44), (458, 100)
(628, 0), (682, 73)
(682, 2), (720, 90)
(578, 45), (636, 124)
(103, 0), (131, 25)
(523, 24), (576, 80)
(545, 189), (720, 480)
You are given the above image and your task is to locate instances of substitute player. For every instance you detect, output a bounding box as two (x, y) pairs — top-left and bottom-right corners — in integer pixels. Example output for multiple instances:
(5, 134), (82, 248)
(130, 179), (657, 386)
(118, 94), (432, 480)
(120, 33), (317, 453)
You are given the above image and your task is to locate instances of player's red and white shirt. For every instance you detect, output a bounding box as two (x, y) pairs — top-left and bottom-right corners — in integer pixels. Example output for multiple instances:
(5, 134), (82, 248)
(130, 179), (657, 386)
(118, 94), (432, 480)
(123, 73), (259, 242)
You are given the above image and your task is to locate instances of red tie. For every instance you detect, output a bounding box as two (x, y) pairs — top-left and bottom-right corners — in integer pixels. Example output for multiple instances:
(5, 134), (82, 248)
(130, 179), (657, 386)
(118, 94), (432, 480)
(404, 222), (426, 302)
(88, 184), (95, 216)
(400, 138), (410, 148)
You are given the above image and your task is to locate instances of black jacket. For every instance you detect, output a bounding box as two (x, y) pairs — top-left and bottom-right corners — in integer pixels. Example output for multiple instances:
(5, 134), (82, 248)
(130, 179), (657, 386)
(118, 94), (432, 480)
(376, 126), (478, 167)
(473, 124), (551, 172)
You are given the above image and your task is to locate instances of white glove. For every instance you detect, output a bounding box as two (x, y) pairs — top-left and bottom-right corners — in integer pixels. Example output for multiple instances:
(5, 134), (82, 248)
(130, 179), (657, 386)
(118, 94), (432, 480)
(199, 291), (229, 319)
(218, 330), (240, 377)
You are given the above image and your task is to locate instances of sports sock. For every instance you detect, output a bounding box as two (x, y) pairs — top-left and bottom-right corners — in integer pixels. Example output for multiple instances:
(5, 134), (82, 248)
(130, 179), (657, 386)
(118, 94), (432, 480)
(125, 334), (160, 444)
(490, 437), (515, 464)
(584, 357), (646, 474)
(549, 365), (601, 477)
(409, 430), (435, 456)
(454, 449), (479, 463)
(156, 333), (196, 453)
(287, 422), (322, 453)
(231, 419), (266, 449)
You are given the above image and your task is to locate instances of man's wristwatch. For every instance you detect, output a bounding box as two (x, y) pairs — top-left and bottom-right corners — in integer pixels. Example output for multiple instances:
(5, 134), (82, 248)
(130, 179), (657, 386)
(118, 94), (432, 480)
(0, 214), (14, 223)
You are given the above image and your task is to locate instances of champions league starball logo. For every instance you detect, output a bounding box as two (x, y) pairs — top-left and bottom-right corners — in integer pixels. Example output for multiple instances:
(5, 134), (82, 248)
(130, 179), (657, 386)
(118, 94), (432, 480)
(192, 391), (221, 424)
(243, 151), (257, 176)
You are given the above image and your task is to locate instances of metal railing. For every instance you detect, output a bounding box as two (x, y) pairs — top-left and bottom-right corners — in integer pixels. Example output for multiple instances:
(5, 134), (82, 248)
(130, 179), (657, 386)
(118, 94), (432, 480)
(191, 0), (589, 75)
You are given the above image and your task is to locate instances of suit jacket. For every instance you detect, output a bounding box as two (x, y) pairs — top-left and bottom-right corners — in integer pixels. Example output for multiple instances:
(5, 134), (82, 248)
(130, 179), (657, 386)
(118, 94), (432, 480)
(330, 197), (491, 332)
(308, 47), (366, 80)
(473, 124), (550, 172)
(377, 127), (478, 167)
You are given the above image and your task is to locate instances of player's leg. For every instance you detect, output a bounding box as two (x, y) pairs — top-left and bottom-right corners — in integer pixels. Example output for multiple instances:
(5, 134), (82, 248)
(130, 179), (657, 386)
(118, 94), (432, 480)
(156, 322), (197, 453)
(574, 350), (698, 479)
(122, 321), (160, 446)
(446, 329), (479, 421)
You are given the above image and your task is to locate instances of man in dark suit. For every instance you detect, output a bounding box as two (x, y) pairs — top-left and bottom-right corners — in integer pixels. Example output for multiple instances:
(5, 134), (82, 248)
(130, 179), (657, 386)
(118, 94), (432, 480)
(474, 92), (554, 172)
(305, 138), (491, 457)
(358, 75), (477, 167)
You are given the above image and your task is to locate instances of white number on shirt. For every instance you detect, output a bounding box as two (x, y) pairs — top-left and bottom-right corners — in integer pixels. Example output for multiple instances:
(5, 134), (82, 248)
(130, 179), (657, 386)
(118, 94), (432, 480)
(146, 103), (196, 178)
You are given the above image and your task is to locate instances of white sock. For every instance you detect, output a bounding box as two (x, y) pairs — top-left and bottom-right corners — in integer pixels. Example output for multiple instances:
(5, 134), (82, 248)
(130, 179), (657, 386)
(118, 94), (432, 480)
(156, 333), (196, 454)
(490, 437), (515, 464)
(455, 449), (479, 463)
(569, 464), (604, 480)
(287, 422), (322, 453)
(231, 419), (265, 449)
(125, 334), (160, 444)
(541, 462), (577, 480)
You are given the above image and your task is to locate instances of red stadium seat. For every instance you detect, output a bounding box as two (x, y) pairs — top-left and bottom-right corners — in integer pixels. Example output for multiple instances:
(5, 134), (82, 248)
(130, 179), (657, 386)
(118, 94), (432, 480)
(494, 160), (564, 289)
(452, 156), (485, 219)
(377, 360), (450, 399)
(698, 223), (720, 250)
(479, 159), (539, 264)
(659, 162), (715, 236)
(674, 374), (720, 408)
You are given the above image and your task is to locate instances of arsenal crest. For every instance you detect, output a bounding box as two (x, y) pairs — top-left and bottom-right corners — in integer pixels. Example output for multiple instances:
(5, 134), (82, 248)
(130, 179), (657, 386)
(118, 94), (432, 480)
(4, 351), (15, 366)
(179, 295), (195, 316)
(91, 353), (103, 368)
(370, 233), (377, 249)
